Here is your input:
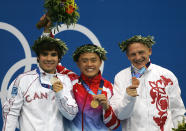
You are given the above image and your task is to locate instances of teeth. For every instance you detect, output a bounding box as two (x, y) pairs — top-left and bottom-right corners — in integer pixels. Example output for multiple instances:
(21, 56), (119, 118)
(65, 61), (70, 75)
(136, 60), (144, 64)
(86, 68), (94, 72)
(45, 63), (54, 66)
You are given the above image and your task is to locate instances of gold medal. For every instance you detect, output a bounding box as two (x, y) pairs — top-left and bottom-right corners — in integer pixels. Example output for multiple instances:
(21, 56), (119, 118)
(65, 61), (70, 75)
(90, 100), (99, 108)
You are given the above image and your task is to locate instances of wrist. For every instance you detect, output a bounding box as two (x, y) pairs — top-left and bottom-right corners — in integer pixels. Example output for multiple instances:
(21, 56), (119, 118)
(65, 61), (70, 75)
(44, 27), (51, 33)
(103, 104), (110, 111)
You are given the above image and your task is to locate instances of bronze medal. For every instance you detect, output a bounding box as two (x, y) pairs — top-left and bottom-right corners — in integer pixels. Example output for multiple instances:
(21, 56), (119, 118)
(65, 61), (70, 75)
(132, 77), (140, 86)
(90, 100), (99, 108)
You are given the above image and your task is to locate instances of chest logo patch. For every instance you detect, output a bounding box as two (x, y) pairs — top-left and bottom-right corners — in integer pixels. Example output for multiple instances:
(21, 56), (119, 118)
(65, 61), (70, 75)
(11, 86), (18, 97)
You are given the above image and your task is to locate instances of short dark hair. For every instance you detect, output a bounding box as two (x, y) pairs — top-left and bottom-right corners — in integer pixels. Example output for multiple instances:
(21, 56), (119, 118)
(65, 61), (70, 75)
(32, 36), (68, 59)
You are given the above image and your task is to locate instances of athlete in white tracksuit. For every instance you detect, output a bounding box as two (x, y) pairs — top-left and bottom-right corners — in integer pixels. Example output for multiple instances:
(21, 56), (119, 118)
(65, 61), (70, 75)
(111, 35), (186, 131)
(2, 34), (79, 131)
(2, 66), (78, 131)
(110, 63), (186, 131)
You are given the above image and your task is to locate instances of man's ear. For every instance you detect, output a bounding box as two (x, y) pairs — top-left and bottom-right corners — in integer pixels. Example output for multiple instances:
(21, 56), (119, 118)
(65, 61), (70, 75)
(37, 57), (40, 63)
(126, 52), (130, 61)
(58, 58), (61, 63)
(76, 61), (80, 68)
(149, 48), (152, 56)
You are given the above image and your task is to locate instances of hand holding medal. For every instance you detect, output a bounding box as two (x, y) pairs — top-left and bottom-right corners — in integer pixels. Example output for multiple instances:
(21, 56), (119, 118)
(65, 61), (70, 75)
(80, 78), (105, 109)
(92, 94), (109, 110)
(51, 76), (63, 92)
(126, 77), (140, 97)
(91, 98), (99, 109)
(127, 63), (150, 97)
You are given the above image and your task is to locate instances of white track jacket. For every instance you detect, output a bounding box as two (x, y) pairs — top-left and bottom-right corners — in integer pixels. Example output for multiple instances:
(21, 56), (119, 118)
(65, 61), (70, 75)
(110, 63), (186, 131)
(2, 67), (78, 131)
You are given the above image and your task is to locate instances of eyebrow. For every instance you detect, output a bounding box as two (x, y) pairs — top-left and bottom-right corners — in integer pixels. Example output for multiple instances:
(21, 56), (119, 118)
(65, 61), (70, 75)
(81, 57), (97, 60)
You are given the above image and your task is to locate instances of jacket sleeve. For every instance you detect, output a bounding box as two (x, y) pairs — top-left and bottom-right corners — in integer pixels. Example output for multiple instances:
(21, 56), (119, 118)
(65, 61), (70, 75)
(56, 64), (79, 84)
(55, 75), (78, 120)
(168, 74), (186, 128)
(2, 78), (23, 131)
(103, 105), (120, 130)
(102, 82), (120, 130)
(110, 74), (136, 120)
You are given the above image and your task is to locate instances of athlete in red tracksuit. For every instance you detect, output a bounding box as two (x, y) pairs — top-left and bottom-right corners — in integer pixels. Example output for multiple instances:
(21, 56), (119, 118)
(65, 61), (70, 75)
(41, 19), (120, 130)
(72, 72), (120, 131)
(57, 44), (120, 131)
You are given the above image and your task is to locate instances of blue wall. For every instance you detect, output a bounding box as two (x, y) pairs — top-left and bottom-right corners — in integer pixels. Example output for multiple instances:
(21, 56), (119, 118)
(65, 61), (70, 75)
(0, 0), (186, 130)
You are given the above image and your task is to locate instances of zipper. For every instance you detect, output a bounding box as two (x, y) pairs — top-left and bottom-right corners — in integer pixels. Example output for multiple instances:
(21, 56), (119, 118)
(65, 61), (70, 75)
(81, 92), (89, 131)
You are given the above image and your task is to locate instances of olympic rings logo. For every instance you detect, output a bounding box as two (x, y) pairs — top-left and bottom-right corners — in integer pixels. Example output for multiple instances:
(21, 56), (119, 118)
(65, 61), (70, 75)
(0, 22), (104, 106)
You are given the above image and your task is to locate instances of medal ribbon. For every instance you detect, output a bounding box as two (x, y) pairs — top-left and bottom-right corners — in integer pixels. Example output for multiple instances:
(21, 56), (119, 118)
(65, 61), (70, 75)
(80, 78), (104, 95)
(36, 67), (53, 89)
(131, 61), (151, 78)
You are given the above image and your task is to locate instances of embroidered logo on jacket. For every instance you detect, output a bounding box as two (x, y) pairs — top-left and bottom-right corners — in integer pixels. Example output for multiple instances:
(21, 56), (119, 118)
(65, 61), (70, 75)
(149, 75), (173, 131)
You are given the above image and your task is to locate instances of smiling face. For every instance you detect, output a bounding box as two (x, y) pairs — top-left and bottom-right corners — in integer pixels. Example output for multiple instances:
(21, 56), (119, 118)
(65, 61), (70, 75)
(38, 50), (59, 74)
(77, 52), (102, 78)
(127, 42), (152, 69)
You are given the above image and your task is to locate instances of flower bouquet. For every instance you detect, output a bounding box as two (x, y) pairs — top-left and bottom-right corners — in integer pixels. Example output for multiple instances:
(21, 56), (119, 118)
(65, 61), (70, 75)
(36, 0), (80, 31)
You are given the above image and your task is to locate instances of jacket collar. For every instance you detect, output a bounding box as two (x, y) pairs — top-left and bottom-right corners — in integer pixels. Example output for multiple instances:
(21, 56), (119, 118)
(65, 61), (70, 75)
(80, 71), (102, 85)
(37, 66), (57, 85)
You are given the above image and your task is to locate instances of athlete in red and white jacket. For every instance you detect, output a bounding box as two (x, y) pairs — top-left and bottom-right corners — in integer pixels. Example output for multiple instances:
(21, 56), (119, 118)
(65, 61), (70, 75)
(57, 65), (120, 131)
(56, 44), (120, 131)
(71, 72), (120, 131)
(37, 21), (120, 130)
(56, 65), (120, 131)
